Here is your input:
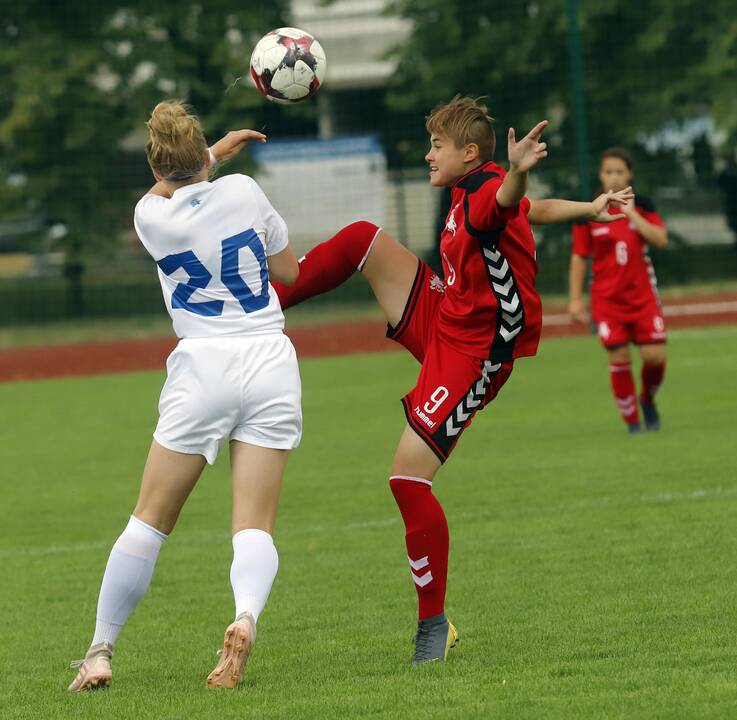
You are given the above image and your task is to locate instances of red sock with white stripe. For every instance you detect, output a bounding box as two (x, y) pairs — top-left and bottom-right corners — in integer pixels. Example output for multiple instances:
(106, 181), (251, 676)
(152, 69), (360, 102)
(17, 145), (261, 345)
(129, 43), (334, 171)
(389, 476), (449, 620)
(609, 362), (640, 425)
(640, 361), (665, 405)
(272, 221), (380, 310)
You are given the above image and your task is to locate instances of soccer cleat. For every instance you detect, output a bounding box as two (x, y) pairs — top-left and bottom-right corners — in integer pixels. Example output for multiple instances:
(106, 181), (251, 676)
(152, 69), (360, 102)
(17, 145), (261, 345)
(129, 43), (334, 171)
(640, 399), (661, 431)
(412, 613), (458, 665)
(68, 642), (113, 692)
(628, 422), (642, 434)
(206, 612), (256, 688)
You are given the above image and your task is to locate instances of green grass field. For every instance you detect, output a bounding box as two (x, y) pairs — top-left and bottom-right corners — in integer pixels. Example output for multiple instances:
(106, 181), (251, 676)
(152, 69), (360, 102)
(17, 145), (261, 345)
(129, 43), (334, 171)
(2, 326), (737, 719)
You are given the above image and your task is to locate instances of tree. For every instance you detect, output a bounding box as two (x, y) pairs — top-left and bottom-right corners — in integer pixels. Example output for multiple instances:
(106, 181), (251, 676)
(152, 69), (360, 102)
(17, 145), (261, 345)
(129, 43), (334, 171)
(0, 2), (290, 313)
(384, 0), (737, 196)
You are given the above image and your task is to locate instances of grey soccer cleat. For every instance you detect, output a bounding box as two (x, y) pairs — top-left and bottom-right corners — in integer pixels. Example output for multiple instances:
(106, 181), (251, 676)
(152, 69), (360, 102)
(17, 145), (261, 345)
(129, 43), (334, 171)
(412, 613), (458, 665)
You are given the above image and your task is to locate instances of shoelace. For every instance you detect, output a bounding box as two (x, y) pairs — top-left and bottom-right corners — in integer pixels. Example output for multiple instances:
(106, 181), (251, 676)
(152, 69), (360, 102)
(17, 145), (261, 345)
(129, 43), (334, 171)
(70, 659), (85, 669)
(413, 626), (436, 660)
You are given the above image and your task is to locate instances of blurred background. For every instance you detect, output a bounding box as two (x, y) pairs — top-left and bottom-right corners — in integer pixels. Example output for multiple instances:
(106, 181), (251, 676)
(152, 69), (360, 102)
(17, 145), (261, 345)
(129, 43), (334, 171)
(1, 0), (736, 329)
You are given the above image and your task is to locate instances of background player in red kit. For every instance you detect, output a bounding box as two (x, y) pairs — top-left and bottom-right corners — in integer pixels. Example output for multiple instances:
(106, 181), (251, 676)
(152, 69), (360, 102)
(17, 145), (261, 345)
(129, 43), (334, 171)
(569, 148), (669, 433)
(273, 97), (632, 664)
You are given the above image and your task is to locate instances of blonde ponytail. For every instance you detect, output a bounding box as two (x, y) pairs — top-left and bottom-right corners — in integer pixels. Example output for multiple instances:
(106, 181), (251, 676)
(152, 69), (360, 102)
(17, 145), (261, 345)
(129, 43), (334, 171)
(145, 100), (208, 181)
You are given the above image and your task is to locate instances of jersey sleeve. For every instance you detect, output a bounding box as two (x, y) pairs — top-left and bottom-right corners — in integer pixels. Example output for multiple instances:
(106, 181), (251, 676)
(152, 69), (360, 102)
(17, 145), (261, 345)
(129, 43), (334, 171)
(133, 194), (167, 257)
(571, 222), (592, 257)
(245, 176), (289, 256)
(466, 177), (521, 231)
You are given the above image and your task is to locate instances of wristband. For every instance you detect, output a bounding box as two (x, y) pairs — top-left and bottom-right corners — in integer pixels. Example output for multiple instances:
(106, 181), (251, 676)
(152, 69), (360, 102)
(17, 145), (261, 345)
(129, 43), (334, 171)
(208, 147), (218, 166)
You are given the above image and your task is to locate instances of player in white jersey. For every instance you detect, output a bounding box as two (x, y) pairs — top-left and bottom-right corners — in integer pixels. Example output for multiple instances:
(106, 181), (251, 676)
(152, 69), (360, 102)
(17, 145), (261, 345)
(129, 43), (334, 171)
(68, 101), (301, 691)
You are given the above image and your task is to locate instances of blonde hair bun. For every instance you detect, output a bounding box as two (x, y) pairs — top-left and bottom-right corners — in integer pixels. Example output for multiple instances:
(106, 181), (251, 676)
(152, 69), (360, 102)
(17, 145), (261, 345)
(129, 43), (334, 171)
(145, 100), (208, 180)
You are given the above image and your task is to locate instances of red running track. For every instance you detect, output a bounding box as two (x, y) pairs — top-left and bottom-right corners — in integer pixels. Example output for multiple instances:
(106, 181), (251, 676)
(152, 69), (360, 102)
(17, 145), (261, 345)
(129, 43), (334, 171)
(2, 296), (736, 383)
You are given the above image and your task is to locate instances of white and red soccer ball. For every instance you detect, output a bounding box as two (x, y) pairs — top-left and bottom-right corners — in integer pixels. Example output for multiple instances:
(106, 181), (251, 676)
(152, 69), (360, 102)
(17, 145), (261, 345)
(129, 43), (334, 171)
(250, 27), (326, 104)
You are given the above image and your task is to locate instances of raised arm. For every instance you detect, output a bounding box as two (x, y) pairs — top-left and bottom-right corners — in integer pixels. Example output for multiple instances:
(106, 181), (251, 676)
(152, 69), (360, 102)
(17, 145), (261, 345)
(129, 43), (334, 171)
(527, 187), (634, 225)
(496, 120), (549, 209)
(209, 129), (267, 162)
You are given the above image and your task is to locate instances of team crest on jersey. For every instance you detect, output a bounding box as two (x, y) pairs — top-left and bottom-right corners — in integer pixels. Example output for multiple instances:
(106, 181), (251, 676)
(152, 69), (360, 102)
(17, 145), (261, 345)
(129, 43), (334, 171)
(429, 274), (445, 293)
(445, 203), (460, 235)
(190, 198), (201, 207)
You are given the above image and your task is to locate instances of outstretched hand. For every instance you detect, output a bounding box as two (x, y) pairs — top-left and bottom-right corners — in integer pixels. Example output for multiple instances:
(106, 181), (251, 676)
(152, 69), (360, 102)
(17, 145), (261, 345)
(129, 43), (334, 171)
(589, 186), (635, 223)
(507, 120), (549, 173)
(210, 129), (267, 163)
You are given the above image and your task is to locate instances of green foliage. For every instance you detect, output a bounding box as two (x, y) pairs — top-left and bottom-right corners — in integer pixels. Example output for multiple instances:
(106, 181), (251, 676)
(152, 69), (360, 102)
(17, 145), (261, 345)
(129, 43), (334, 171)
(0, 2), (289, 263)
(385, 0), (737, 193)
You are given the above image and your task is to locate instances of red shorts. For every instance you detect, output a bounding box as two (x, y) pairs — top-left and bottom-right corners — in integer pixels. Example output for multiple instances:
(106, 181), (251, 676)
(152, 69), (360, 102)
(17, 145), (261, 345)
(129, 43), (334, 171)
(387, 262), (514, 462)
(593, 298), (667, 349)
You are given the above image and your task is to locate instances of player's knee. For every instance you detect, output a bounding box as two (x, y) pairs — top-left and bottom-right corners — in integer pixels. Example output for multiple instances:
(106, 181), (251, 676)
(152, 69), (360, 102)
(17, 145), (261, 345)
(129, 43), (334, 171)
(641, 345), (666, 365)
(341, 220), (379, 240)
(332, 221), (380, 268)
(607, 345), (630, 364)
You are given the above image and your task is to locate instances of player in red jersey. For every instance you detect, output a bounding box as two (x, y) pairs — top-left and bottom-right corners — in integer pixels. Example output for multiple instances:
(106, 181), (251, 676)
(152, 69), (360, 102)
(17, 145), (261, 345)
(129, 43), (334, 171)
(569, 148), (668, 433)
(273, 97), (632, 664)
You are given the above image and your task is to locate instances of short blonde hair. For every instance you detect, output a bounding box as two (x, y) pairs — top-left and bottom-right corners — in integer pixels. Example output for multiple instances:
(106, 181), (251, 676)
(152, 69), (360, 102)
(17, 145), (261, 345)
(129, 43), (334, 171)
(145, 100), (208, 180)
(426, 95), (496, 162)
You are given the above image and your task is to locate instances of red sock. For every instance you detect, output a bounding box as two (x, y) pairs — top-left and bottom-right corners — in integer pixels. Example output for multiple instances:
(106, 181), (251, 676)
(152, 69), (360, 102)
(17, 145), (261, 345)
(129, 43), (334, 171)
(389, 476), (449, 620)
(609, 362), (640, 425)
(641, 361), (665, 405)
(272, 220), (379, 310)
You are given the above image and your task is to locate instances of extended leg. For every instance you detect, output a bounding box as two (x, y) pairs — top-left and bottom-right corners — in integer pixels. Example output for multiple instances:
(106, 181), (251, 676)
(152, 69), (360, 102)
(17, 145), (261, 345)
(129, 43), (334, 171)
(273, 222), (420, 328)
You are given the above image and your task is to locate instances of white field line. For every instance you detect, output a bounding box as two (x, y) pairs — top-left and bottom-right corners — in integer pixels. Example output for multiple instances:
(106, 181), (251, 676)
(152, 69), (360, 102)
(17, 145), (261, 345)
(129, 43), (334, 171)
(4, 485), (736, 560)
(543, 300), (737, 326)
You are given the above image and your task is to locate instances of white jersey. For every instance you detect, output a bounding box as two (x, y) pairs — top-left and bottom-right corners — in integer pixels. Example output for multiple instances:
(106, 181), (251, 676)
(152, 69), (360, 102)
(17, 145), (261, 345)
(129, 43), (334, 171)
(134, 173), (288, 339)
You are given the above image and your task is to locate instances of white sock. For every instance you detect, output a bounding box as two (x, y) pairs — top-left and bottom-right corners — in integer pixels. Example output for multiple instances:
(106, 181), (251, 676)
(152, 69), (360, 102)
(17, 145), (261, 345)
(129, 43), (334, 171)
(91, 515), (167, 647)
(230, 529), (279, 623)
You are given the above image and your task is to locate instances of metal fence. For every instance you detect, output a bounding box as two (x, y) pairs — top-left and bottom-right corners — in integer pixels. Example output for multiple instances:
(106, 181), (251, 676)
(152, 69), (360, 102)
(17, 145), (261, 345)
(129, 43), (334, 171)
(1, 0), (735, 325)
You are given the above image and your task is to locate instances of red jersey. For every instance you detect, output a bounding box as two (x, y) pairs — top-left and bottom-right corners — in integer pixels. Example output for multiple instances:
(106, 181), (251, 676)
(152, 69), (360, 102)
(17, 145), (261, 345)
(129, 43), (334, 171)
(437, 161), (542, 362)
(572, 196), (664, 312)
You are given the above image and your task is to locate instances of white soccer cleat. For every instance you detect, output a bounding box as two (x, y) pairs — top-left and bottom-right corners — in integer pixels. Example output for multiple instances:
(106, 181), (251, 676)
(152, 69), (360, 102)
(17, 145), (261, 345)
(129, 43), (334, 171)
(68, 642), (113, 692)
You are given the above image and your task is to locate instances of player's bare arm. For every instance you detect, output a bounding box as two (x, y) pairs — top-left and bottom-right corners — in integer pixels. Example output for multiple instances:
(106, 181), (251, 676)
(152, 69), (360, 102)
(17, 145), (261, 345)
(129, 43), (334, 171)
(527, 187), (634, 225)
(621, 198), (669, 248)
(497, 120), (549, 208)
(568, 254), (588, 323)
(267, 245), (300, 286)
(210, 129), (267, 162)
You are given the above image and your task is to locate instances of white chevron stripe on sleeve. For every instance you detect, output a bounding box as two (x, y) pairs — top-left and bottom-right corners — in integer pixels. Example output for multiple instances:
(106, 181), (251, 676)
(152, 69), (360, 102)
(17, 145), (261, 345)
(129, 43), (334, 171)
(487, 259), (510, 279)
(502, 310), (524, 326)
(500, 325), (522, 342)
(499, 294), (520, 313)
(492, 276), (514, 296)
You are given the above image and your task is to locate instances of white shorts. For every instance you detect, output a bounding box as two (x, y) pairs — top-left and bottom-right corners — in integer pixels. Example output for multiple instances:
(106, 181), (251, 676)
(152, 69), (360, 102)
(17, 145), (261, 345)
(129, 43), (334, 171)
(154, 333), (302, 464)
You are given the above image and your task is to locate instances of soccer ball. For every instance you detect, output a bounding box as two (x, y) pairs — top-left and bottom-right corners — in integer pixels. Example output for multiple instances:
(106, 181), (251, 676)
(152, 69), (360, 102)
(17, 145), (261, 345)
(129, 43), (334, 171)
(250, 27), (326, 104)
